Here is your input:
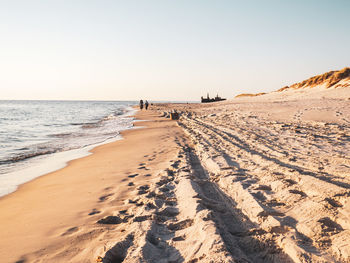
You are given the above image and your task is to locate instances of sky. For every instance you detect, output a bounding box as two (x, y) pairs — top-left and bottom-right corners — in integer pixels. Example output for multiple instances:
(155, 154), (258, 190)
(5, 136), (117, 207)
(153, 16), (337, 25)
(0, 0), (349, 101)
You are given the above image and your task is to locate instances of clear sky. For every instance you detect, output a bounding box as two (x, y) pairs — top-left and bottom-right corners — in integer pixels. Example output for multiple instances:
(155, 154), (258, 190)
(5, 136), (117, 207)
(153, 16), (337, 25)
(1, 0), (349, 101)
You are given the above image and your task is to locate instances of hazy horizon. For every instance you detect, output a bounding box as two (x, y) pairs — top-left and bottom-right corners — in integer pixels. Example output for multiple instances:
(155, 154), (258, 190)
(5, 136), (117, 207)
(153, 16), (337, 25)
(1, 0), (349, 101)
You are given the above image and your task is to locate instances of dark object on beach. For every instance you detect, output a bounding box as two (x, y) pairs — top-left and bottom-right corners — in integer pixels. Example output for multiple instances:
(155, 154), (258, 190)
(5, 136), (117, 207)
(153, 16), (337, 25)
(145, 100), (149, 110)
(139, 99), (144, 110)
(170, 110), (179, 120)
(201, 93), (226, 103)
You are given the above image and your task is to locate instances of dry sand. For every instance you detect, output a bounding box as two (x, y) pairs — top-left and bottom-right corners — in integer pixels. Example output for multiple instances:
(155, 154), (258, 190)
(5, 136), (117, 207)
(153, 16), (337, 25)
(153, 87), (350, 262)
(1, 87), (350, 263)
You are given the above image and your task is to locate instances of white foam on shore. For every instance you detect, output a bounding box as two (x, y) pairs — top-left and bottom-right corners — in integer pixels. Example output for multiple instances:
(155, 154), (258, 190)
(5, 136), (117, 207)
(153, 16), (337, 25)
(0, 108), (138, 198)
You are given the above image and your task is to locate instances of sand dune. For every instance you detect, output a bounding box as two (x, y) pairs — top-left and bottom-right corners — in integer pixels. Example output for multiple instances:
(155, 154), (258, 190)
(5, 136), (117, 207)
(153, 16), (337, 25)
(235, 92), (267, 98)
(236, 67), (350, 101)
(279, 67), (350, 91)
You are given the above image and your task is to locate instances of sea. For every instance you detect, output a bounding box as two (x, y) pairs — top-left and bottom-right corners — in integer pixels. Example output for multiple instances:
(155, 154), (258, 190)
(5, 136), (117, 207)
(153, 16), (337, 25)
(0, 100), (137, 197)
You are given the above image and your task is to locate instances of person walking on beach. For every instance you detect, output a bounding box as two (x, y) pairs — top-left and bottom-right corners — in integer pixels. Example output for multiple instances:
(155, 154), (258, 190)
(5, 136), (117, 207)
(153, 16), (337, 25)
(145, 100), (149, 110)
(139, 99), (144, 110)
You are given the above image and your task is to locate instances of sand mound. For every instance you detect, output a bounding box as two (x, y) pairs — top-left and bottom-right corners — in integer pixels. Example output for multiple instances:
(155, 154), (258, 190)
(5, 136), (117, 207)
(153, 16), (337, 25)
(235, 92), (266, 98)
(233, 67), (350, 102)
(278, 67), (350, 91)
(234, 67), (350, 102)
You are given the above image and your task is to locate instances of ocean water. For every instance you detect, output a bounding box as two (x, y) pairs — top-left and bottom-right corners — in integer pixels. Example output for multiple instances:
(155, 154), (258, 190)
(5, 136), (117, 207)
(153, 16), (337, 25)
(0, 100), (137, 197)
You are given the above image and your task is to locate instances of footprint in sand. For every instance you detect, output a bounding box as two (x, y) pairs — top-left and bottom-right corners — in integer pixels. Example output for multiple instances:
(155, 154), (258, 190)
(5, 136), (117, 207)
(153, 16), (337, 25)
(133, 215), (152, 222)
(156, 177), (171, 186)
(156, 206), (179, 217)
(171, 160), (181, 169)
(137, 185), (150, 195)
(317, 217), (343, 233)
(254, 185), (272, 191)
(146, 202), (157, 210)
(252, 191), (267, 202)
(138, 166), (149, 170)
(99, 193), (114, 202)
(128, 198), (144, 207)
(103, 234), (134, 263)
(335, 111), (343, 116)
(97, 216), (123, 225)
(128, 198), (138, 204)
(289, 156), (297, 162)
(168, 219), (194, 231)
(88, 208), (101, 215)
(172, 235), (186, 241)
(61, 226), (79, 236)
(324, 198), (342, 208)
(159, 185), (172, 193)
(289, 189), (307, 197)
(284, 179), (297, 185)
(266, 200), (286, 207)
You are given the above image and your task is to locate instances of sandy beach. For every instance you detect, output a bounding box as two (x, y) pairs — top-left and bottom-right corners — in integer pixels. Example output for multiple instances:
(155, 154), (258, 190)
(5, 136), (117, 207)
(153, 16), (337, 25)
(0, 110), (184, 262)
(152, 87), (350, 262)
(1, 85), (350, 263)
(2, 1), (349, 262)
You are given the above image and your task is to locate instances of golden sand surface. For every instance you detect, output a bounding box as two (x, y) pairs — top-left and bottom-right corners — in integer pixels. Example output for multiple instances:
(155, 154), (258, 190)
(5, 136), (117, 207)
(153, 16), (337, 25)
(152, 92), (350, 263)
(0, 110), (184, 262)
(1, 87), (350, 262)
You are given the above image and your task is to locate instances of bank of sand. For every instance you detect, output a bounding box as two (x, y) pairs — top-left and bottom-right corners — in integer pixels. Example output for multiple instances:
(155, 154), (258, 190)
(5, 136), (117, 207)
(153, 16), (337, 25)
(1, 89), (350, 263)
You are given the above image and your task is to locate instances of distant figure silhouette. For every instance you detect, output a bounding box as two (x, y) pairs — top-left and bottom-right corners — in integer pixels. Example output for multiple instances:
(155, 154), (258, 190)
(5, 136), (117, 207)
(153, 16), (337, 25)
(145, 100), (149, 110)
(139, 99), (144, 110)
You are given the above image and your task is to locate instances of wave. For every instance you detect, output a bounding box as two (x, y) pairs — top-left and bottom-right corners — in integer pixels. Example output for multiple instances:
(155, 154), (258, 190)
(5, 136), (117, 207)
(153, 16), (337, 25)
(0, 149), (59, 165)
(69, 110), (127, 129)
(0, 131), (125, 166)
(70, 122), (97, 126)
(0, 102), (136, 175)
(48, 133), (72, 138)
(102, 108), (129, 121)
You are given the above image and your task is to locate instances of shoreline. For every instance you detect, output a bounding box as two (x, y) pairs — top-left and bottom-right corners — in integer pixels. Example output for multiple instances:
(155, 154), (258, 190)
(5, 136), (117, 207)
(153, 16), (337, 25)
(0, 106), (137, 199)
(0, 108), (183, 262)
(0, 107), (142, 202)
